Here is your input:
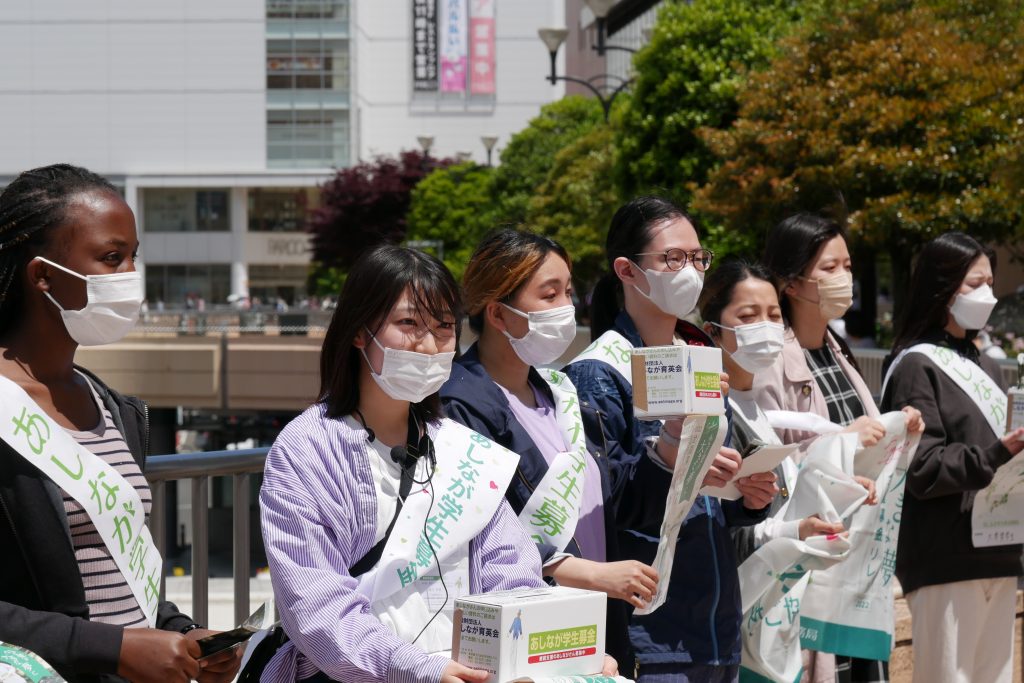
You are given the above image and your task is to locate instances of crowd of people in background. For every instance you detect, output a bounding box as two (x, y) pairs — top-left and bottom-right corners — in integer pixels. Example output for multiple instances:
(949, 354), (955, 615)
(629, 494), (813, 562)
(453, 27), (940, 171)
(0, 163), (1021, 683)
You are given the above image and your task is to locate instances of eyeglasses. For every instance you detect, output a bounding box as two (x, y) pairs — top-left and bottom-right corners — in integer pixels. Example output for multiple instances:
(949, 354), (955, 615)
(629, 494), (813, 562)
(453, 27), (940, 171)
(635, 248), (715, 272)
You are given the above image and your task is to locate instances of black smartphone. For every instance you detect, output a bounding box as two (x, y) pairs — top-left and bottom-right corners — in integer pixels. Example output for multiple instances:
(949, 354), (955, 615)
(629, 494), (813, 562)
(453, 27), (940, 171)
(197, 627), (257, 659)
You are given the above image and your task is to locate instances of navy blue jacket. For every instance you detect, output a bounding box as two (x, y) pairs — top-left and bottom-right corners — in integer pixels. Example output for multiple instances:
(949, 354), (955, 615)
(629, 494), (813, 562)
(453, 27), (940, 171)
(563, 311), (766, 669)
(441, 343), (655, 666)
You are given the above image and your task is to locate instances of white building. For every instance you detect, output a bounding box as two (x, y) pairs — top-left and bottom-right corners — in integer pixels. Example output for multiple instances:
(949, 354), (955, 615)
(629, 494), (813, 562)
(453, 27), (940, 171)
(355, 0), (565, 163)
(0, 0), (564, 305)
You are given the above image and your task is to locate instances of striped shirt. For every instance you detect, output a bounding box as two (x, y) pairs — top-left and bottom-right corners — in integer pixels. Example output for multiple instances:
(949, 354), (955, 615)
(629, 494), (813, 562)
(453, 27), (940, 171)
(259, 405), (544, 683)
(63, 384), (151, 628)
(804, 344), (866, 427)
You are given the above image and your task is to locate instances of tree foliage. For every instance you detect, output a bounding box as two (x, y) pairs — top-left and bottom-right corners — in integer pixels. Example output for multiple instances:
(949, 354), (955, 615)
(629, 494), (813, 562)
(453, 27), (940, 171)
(307, 150), (451, 270)
(526, 125), (618, 295)
(490, 96), (604, 224)
(614, 0), (811, 204)
(693, 0), (1024, 305)
(406, 162), (496, 282)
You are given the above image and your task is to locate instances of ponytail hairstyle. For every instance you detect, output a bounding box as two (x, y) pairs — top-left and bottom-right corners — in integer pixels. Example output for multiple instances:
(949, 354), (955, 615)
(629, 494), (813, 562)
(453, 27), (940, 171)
(462, 228), (571, 334)
(761, 212), (846, 323)
(0, 164), (119, 338)
(590, 195), (694, 339)
(698, 257), (777, 333)
(891, 231), (992, 356)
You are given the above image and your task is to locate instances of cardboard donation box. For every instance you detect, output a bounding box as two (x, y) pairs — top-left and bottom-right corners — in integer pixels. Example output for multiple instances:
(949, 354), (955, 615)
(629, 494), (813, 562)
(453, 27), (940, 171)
(452, 586), (606, 683)
(630, 345), (725, 419)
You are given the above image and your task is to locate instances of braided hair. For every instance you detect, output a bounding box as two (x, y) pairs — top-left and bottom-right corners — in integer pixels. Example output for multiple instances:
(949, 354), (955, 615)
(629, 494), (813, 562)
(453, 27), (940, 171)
(0, 164), (118, 338)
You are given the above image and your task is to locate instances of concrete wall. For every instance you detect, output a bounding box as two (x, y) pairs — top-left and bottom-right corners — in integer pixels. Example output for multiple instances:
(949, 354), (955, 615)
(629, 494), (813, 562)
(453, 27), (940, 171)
(0, 0), (266, 175)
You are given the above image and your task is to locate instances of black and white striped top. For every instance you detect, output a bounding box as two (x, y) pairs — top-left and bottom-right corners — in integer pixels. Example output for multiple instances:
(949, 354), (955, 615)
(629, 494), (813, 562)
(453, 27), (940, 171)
(62, 386), (151, 628)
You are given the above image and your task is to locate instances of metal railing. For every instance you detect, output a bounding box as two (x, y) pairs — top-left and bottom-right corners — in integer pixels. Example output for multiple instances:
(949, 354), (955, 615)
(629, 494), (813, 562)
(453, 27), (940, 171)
(146, 447), (269, 627)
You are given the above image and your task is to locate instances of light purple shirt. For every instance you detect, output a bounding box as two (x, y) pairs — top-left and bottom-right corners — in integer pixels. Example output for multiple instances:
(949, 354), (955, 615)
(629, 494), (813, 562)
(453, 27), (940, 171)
(498, 383), (607, 563)
(259, 404), (544, 683)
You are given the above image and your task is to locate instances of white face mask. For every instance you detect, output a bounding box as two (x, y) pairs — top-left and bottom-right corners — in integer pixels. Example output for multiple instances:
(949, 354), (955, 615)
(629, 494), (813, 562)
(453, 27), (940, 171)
(950, 284), (997, 331)
(361, 330), (454, 403)
(632, 262), (704, 319)
(36, 257), (142, 346)
(501, 303), (577, 367)
(712, 320), (785, 374)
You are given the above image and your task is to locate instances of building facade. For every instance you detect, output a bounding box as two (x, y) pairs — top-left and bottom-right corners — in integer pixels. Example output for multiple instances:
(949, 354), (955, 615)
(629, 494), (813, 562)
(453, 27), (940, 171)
(0, 0), (564, 306)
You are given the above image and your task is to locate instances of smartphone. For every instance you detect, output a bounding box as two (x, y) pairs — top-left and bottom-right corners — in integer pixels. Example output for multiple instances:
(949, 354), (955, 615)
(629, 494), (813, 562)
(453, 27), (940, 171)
(197, 627), (257, 659)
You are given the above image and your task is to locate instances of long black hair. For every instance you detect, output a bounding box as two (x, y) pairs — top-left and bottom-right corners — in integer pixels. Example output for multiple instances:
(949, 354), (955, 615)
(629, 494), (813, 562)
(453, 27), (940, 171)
(319, 244), (462, 420)
(698, 257), (777, 330)
(590, 195), (694, 338)
(891, 231), (992, 356)
(761, 213), (846, 322)
(0, 164), (119, 338)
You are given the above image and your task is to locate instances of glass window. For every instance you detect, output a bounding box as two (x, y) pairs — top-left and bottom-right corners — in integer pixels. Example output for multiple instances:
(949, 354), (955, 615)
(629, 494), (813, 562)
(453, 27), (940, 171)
(145, 264), (232, 305)
(267, 0), (348, 20)
(249, 264), (309, 305)
(248, 188), (320, 232)
(267, 39), (349, 91)
(143, 189), (230, 232)
(267, 109), (349, 168)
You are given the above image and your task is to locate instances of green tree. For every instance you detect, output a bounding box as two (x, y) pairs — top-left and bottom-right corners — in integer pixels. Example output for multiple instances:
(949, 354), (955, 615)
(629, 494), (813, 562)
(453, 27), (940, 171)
(406, 162), (496, 282)
(693, 0), (1024, 316)
(614, 0), (811, 205)
(526, 125), (618, 295)
(491, 96), (604, 224)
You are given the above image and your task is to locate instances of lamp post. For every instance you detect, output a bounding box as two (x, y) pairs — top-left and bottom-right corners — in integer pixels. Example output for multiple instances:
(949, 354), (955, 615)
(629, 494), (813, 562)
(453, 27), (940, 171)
(583, 0), (625, 57)
(417, 135), (434, 158)
(481, 135), (499, 166)
(537, 24), (633, 122)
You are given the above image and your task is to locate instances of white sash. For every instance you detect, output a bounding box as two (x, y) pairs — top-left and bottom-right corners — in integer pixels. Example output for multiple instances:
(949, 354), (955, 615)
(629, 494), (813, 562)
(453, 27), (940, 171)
(0, 374), (161, 626)
(517, 370), (591, 554)
(355, 421), (518, 650)
(569, 330), (633, 383)
(883, 343), (1005, 438)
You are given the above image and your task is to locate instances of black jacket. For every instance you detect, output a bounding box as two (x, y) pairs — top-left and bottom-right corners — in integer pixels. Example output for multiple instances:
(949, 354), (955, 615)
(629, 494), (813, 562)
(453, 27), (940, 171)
(0, 367), (197, 683)
(881, 334), (1023, 594)
(440, 344), (635, 667)
(563, 312), (768, 668)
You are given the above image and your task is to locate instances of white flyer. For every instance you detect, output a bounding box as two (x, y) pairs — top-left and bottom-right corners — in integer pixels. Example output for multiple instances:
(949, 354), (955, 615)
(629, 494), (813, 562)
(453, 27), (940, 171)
(699, 442), (797, 501)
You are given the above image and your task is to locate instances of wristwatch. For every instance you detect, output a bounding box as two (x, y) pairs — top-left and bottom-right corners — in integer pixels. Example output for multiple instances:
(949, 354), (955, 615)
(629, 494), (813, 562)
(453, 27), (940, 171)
(180, 623), (204, 635)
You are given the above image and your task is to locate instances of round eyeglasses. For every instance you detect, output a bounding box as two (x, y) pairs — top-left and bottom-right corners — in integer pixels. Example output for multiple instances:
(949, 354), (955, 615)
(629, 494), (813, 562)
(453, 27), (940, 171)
(635, 248), (715, 272)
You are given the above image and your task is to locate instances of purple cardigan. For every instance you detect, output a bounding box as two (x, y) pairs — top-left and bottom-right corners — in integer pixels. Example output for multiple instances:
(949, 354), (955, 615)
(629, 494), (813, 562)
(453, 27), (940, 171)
(259, 403), (544, 682)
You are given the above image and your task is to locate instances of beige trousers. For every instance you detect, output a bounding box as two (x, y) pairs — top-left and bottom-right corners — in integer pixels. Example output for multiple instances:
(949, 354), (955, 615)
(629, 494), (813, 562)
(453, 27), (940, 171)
(906, 577), (1016, 683)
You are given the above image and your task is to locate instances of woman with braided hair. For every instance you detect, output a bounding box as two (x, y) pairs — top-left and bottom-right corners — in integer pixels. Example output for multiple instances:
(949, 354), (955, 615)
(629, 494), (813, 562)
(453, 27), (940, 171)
(0, 164), (242, 683)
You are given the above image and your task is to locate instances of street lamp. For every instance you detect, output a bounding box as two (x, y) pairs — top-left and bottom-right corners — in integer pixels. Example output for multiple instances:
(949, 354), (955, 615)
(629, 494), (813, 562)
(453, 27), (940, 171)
(583, 0), (623, 57)
(538, 24), (633, 122)
(481, 135), (499, 166)
(417, 135), (434, 157)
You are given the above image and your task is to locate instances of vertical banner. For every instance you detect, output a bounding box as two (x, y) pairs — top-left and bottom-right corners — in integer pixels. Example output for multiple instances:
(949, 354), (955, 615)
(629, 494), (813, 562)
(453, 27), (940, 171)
(440, 0), (468, 93)
(469, 0), (495, 94)
(412, 0), (439, 92)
